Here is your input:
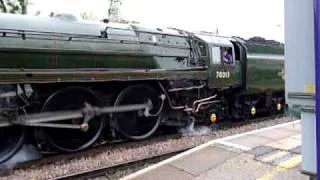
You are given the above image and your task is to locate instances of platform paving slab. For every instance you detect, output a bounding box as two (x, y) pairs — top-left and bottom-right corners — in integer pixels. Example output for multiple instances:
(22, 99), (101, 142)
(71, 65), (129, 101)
(227, 134), (273, 149)
(266, 137), (301, 151)
(128, 164), (195, 180)
(193, 153), (275, 180)
(255, 154), (305, 180)
(169, 146), (238, 176)
(213, 143), (246, 154)
(269, 152), (299, 166)
(255, 149), (290, 164)
(253, 127), (298, 140)
(122, 121), (305, 180)
(290, 134), (302, 140)
(246, 145), (277, 157)
(282, 123), (301, 132)
(270, 168), (309, 180)
(289, 145), (301, 154)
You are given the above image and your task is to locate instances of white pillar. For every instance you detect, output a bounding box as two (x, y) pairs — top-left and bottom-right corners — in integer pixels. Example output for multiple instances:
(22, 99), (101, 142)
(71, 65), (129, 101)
(285, 0), (317, 176)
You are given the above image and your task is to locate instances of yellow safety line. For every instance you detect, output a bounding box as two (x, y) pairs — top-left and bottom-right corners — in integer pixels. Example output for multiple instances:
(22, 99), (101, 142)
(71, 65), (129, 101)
(256, 155), (302, 180)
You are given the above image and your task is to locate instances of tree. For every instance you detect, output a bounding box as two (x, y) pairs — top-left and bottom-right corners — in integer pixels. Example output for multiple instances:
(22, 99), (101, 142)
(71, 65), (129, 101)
(0, 0), (29, 14)
(0, 0), (7, 13)
(80, 11), (97, 21)
(108, 0), (122, 22)
(49, 12), (54, 17)
(18, 0), (28, 14)
(34, 10), (40, 16)
(107, 0), (140, 24)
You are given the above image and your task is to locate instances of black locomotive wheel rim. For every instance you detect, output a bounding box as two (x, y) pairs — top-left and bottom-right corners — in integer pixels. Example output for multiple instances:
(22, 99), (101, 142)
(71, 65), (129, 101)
(0, 126), (25, 164)
(114, 85), (161, 140)
(40, 87), (104, 152)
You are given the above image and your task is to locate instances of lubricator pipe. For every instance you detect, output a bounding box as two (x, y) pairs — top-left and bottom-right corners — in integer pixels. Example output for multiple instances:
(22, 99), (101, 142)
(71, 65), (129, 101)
(158, 81), (219, 113)
(194, 100), (221, 113)
(167, 85), (205, 92)
(158, 82), (185, 110)
(192, 95), (217, 110)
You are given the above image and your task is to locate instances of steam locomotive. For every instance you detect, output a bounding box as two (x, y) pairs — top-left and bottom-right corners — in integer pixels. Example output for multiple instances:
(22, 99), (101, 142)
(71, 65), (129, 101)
(0, 13), (284, 164)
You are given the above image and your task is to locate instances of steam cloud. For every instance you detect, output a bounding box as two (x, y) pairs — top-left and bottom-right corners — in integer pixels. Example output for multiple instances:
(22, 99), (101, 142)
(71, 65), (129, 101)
(178, 121), (213, 136)
(0, 144), (41, 170)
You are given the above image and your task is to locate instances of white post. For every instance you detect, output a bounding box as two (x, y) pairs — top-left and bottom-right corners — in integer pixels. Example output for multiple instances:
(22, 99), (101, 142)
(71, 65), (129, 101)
(285, 0), (317, 177)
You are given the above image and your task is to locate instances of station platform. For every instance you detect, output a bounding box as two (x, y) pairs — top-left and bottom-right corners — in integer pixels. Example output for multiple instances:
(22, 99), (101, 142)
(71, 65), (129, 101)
(121, 120), (308, 180)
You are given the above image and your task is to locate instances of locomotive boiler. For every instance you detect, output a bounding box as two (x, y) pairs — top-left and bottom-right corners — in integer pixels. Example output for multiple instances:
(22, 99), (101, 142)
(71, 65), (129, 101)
(0, 13), (285, 164)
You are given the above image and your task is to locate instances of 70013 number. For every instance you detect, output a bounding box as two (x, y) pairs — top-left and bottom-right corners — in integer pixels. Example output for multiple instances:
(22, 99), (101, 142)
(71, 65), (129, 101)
(216, 71), (230, 79)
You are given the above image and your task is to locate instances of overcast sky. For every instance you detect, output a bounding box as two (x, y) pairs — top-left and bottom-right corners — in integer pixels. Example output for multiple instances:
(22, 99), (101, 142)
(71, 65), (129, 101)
(27, 0), (284, 42)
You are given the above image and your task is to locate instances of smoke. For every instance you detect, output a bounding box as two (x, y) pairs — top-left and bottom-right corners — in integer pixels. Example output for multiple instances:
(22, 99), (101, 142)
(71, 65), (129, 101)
(178, 121), (213, 136)
(0, 144), (42, 170)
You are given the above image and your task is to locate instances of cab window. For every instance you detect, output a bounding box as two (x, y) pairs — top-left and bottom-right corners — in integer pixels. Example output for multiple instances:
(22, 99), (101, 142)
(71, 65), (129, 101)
(222, 47), (234, 65)
(198, 41), (207, 57)
(211, 47), (221, 64)
(211, 46), (235, 65)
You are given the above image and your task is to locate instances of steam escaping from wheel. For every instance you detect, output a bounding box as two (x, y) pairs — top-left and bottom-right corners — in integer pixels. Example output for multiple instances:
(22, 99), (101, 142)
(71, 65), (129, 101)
(178, 118), (212, 136)
(0, 144), (41, 170)
(178, 125), (212, 136)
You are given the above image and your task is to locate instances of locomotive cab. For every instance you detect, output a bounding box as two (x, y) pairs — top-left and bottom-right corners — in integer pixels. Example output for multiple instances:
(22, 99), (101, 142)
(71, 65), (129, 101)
(195, 34), (245, 89)
(209, 43), (236, 88)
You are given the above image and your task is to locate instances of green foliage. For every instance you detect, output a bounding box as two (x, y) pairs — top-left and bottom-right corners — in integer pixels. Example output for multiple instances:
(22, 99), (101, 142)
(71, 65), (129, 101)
(0, 0), (28, 14)
(80, 11), (98, 21)
(245, 37), (284, 55)
(0, 0), (7, 12)
(246, 43), (284, 55)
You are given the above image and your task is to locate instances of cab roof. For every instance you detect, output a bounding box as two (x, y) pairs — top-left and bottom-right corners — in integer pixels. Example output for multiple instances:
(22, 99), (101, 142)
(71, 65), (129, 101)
(194, 33), (234, 47)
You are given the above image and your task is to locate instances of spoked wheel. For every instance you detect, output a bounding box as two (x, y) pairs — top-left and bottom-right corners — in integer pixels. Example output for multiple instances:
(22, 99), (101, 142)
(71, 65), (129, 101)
(40, 87), (105, 152)
(0, 126), (24, 164)
(113, 85), (162, 140)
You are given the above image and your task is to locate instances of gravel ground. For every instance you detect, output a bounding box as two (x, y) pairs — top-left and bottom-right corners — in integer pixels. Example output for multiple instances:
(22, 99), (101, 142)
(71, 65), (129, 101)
(89, 153), (178, 180)
(0, 116), (296, 180)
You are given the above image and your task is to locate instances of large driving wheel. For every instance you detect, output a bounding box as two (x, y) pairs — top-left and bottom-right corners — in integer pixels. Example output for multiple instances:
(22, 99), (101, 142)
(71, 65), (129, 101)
(113, 85), (162, 140)
(0, 126), (24, 164)
(40, 87), (105, 152)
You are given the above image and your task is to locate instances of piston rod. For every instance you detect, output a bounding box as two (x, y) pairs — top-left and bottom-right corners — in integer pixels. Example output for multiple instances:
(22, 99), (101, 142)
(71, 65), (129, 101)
(13, 101), (153, 126)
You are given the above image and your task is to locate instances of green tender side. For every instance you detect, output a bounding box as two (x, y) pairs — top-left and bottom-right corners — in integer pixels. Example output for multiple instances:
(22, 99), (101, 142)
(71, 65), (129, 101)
(246, 54), (284, 94)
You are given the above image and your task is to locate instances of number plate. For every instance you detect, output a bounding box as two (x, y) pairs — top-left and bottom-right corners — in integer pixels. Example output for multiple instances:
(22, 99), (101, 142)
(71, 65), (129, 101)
(216, 71), (230, 79)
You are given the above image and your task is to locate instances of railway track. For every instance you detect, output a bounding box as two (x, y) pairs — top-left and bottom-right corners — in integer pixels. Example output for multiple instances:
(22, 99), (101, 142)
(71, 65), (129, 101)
(53, 150), (187, 180)
(0, 115), (294, 180)
(12, 114), (281, 169)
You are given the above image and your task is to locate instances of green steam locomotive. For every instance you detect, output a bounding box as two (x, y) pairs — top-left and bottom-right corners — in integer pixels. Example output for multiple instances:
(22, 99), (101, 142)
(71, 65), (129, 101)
(0, 13), (284, 164)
